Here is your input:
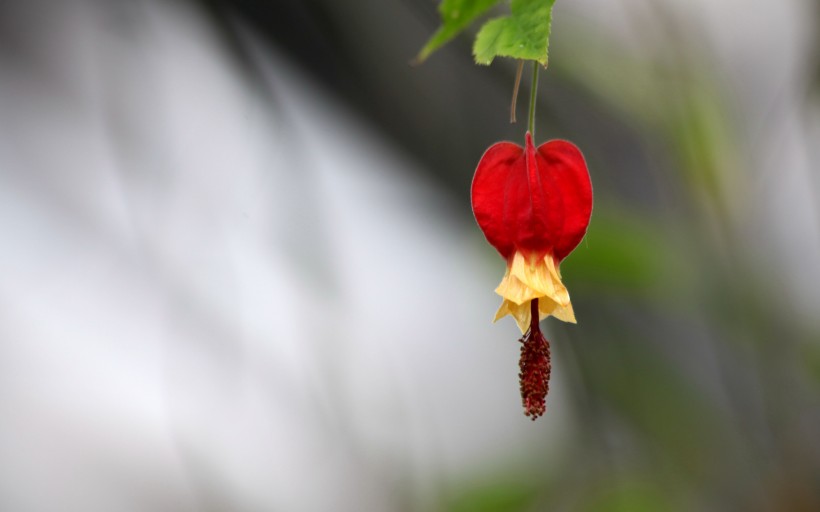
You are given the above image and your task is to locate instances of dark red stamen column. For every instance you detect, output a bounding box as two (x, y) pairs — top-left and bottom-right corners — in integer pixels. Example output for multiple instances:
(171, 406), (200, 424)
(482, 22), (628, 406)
(519, 299), (551, 419)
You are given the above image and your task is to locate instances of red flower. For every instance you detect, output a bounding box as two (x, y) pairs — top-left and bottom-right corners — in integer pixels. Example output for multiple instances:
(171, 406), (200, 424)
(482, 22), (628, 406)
(471, 132), (592, 419)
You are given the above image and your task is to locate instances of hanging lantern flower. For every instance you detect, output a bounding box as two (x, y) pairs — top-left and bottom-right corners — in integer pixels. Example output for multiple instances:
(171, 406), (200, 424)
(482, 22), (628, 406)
(414, 0), (590, 420)
(472, 131), (592, 419)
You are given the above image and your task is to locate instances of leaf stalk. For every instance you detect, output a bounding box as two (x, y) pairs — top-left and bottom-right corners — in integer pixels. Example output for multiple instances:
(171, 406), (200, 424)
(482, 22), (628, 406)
(528, 61), (539, 136)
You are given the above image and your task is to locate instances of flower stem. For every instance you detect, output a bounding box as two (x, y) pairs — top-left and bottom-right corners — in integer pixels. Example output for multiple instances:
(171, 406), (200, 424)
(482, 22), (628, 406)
(527, 61), (539, 137)
(510, 60), (525, 123)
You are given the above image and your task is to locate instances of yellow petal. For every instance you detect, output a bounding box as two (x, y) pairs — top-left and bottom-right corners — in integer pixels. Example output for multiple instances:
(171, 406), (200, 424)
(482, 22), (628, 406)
(493, 251), (577, 332)
(508, 252), (569, 307)
(493, 299), (531, 334)
(545, 299), (576, 324)
(509, 252), (555, 298)
(494, 269), (539, 305)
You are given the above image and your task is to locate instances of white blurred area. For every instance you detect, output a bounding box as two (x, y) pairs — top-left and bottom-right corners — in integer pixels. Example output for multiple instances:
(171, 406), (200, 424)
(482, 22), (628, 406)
(0, 1), (571, 510)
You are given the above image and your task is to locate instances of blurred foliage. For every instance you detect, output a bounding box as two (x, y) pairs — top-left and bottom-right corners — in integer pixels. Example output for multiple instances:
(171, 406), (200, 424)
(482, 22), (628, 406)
(561, 204), (692, 298)
(417, 0), (555, 65)
(576, 480), (677, 512)
(442, 477), (539, 512)
(416, 0), (501, 63)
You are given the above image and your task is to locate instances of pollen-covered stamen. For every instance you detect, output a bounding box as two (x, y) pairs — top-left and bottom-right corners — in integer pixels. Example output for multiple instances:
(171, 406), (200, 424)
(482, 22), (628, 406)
(518, 298), (551, 420)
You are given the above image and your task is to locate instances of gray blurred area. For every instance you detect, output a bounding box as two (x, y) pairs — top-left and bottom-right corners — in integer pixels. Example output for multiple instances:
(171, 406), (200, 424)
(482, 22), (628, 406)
(0, 0), (819, 511)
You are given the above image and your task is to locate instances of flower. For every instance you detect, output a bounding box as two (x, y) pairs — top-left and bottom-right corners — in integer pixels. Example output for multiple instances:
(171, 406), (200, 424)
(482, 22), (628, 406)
(471, 132), (592, 418)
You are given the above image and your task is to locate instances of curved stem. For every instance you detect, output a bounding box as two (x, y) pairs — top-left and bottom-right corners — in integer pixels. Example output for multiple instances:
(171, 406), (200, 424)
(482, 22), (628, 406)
(527, 61), (539, 136)
(510, 60), (525, 123)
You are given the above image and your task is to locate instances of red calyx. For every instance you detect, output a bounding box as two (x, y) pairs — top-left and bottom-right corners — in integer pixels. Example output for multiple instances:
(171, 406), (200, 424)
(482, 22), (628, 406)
(471, 132), (592, 263)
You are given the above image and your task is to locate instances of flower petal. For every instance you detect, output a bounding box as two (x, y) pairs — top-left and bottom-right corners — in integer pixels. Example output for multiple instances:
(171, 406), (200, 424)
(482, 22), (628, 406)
(493, 295), (576, 334)
(493, 299), (531, 334)
(493, 251), (577, 332)
(545, 299), (576, 324)
(509, 252), (569, 306)
(495, 270), (540, 306)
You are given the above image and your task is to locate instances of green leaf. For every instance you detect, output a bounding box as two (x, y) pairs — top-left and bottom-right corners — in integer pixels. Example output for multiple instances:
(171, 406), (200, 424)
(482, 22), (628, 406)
(416, 0), (503, 63)
(473, 0), (555, 66)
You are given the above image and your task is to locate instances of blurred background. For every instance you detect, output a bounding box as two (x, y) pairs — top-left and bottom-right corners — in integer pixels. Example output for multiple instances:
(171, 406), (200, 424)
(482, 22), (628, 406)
(1, 0), (819, 510)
